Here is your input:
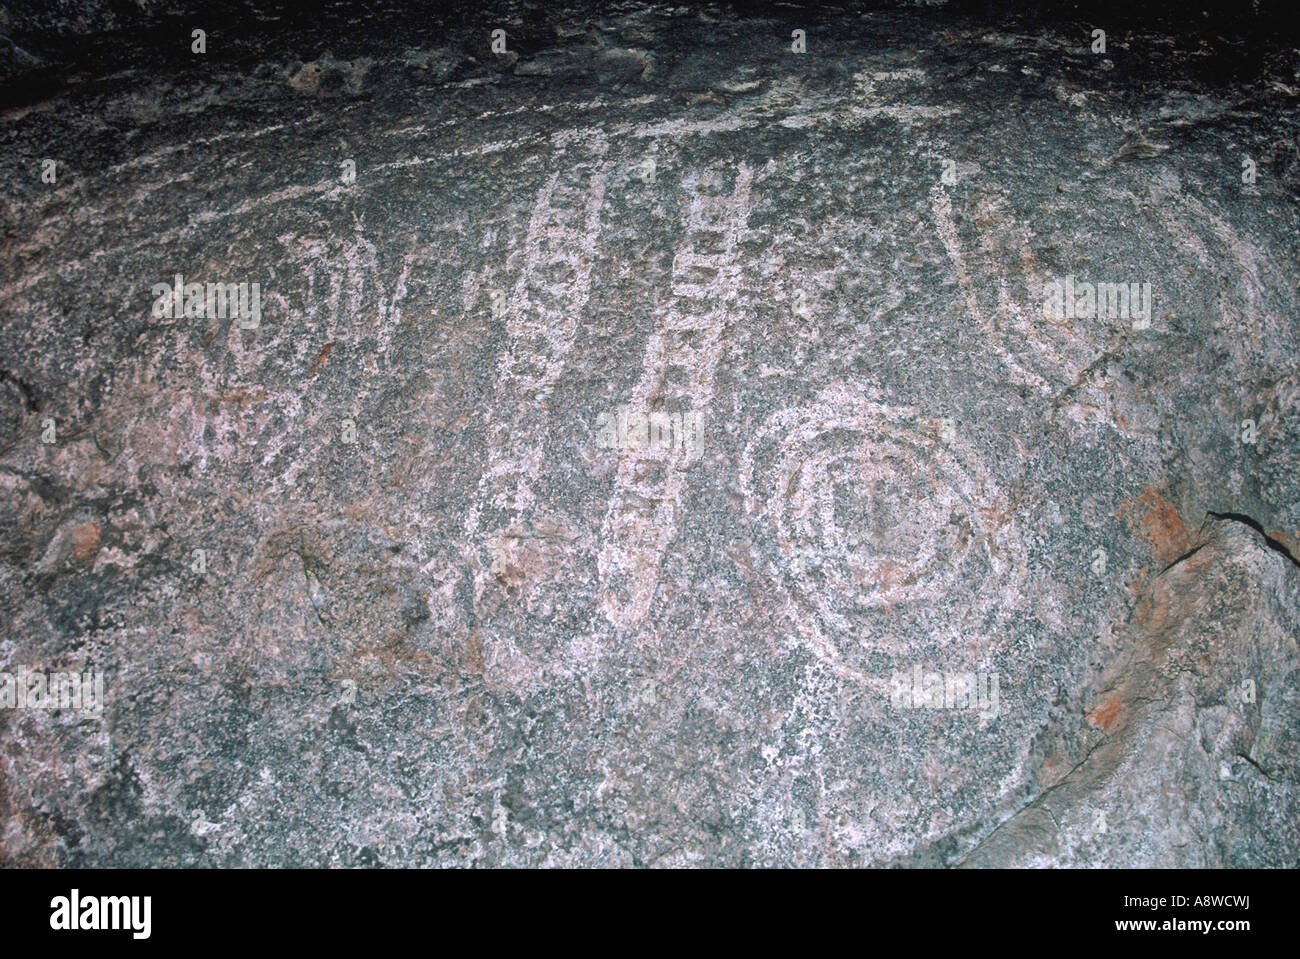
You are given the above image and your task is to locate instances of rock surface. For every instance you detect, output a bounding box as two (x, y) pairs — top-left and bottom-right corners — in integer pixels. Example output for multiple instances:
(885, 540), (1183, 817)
(0, 1), (1298, 867)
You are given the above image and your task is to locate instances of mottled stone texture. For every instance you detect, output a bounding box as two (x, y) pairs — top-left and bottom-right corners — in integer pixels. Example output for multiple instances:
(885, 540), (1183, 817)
(0, 1), (1298, 867)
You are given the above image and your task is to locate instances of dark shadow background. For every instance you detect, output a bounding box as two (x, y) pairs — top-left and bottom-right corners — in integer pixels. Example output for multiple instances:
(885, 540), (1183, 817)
(3, 1), (1298, 89)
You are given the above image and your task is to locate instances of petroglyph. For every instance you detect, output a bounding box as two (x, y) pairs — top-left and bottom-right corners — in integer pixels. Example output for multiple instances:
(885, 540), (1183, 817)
(741, 384), (1027, 684)
(596, 163), (754, 633)
(465, 140), (611, 642)
(932, 187), (1113, 396)
(3, 0), (1298, 871)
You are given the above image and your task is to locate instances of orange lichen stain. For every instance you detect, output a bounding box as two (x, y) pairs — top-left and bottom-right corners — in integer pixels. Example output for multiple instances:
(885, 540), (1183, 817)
(1039, 751), (1069, 785)
(1087, 695), (1127, 735)
(1135, 585), (1173, 637)
(873, 561), (906, 590)
(1118, 486), (1190, 566)
(1268, 530), (1299, 558)
(218, 387), (269, 411)
(310, 342), (335, 376)
(1125, 568), (1149, 600)
(70, 523), (100, 565)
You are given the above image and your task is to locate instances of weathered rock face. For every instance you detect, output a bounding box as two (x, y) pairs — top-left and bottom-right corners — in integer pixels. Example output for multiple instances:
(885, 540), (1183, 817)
(954, 518), (1300, 867)
(0, 1), (1297, 867)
